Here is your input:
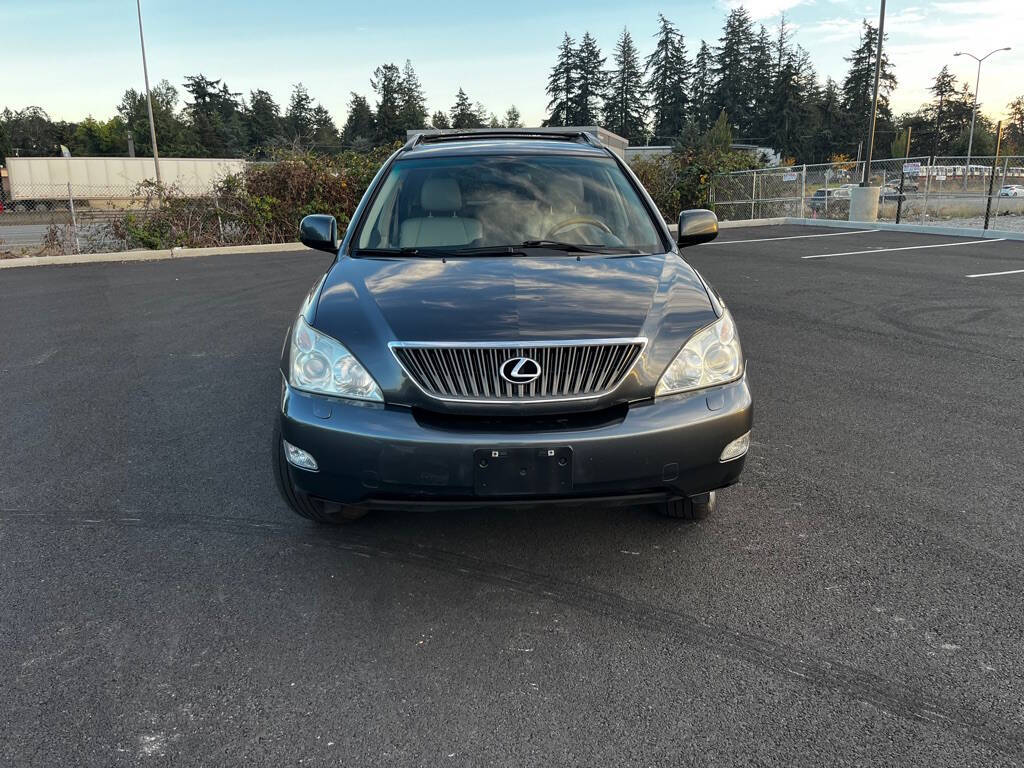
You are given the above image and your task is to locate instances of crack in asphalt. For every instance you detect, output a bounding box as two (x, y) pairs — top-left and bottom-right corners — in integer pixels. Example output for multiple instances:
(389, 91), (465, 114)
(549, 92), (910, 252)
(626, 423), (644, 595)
(3, 507), (1022, 760)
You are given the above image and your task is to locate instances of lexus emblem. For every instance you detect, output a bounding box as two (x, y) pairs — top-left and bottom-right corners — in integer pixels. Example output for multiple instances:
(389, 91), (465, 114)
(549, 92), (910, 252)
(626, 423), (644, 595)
(499, 356), (541, 385)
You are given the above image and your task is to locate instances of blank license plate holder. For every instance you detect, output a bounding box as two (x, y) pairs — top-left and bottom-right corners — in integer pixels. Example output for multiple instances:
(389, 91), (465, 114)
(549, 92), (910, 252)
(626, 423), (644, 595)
(474, 447), (573, 496)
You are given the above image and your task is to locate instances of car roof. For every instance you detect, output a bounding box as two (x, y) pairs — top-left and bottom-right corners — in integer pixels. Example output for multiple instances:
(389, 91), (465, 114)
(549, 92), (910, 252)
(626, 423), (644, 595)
(400, 132), (611, 159)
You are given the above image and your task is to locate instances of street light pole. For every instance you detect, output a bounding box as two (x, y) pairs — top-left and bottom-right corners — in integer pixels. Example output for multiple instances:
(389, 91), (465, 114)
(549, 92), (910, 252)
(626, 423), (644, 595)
(861, 0), (886, 186)
(136, 0), (162, 185)
(954, 47), (1010, 172)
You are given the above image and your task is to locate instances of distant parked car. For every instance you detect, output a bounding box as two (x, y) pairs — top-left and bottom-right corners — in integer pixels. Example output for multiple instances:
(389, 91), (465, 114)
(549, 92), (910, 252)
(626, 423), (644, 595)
(998, 184), (1024, 198)
(879, 186), (906, 203)
(807, 187), (850, 213)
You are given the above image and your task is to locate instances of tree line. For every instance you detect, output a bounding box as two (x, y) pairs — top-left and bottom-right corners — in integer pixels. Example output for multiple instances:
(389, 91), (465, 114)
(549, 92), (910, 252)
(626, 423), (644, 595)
(545, 8), (1024, 161)
(2, 5), (1023, 166)
(0, 60), (520, 164)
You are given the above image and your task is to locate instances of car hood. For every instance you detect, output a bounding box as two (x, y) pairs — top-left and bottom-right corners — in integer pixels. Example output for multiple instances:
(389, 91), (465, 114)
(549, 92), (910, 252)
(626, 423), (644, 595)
(311, 253), (719, 408)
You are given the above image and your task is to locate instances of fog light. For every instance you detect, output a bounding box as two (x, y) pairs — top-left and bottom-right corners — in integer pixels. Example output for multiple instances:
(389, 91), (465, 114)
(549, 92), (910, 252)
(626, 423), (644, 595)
(283, 439), (318, 471)
(719, 431), (750, 462)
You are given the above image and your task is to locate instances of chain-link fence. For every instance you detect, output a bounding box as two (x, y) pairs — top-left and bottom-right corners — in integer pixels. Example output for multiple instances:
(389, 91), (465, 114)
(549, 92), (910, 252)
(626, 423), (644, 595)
(711, 156), (1024, 231)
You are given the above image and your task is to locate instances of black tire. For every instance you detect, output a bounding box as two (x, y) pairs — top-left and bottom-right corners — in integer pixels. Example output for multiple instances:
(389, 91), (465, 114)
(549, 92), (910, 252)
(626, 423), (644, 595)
(272, 425), (368, 524)
(661, 491), (716, 521)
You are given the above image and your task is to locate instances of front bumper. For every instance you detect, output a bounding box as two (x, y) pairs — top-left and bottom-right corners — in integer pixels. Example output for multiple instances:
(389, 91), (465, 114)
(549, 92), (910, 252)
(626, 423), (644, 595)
(280, 375), (753, 507)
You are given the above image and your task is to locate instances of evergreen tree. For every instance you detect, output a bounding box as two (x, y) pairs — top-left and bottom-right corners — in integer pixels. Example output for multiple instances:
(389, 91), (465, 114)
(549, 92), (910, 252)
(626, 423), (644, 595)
(927, 66), (959, 155)
(544, 33), (577, 126)
(571, 32), (607, 125)
(748, 25), (775, 142)
(645, 15), (691, 142)
(398, 60), (428, 131)
(310, 104), (340, 150)
(285, 83), (316, 145)
(341, 93), (376, 147)
(450, 88), (483, 129)
(812, 78), (845, 160)
(371, 63), (404, 142)
(431, 110), (451, 129)
(691, 40), (714, 133)
(504, 105), (523, 128)
(604, 28), (647, 143)
(118, 80), (195, 156)
(1006, 95), (1024, 154)
(245, 89), (282, 155)
(711, 7), (756, 135)
(182, 74), (247, 157)
(841, 20), (897, 151)
(703, 109), (733, 153)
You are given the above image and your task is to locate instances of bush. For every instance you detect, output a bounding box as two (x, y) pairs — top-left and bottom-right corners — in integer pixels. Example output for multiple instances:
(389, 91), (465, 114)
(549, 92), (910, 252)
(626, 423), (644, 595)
(104, 144), (399, 251)
(630, 148), (761, 222)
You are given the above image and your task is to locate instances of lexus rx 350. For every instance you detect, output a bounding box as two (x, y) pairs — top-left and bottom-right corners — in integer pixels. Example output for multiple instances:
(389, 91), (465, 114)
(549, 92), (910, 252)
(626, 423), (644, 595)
(274, 130), (753, 523)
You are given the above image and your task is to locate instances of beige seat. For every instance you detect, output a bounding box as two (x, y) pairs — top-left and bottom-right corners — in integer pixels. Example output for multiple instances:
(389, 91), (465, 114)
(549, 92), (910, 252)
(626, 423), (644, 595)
(399, 178), (482, 247)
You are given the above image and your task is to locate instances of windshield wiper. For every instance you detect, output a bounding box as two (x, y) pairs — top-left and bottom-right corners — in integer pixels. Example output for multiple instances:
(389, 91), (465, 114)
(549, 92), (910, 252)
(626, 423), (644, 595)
(519, 240), (643, 255)
(353, 247), (456, 259)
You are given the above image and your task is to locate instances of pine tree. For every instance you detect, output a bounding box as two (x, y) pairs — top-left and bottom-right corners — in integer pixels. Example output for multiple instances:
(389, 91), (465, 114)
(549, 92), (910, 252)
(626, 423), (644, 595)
(691, 40), (714, 133)
(604, 28), (647, 143)
(645, 15), (691, 143)
(398, 60), (428, 131)
(927, 65), (958, 155)
(285, 83), (315, 146)
(504, 105), (523, 128)
(571, 32), (606, 125)
(182, 74), (247, 157)
(245, 89), (282, 155)
(431, 110), (451, 129)
(341, 93), (376, 147)
(310, 104), (339, 150)
(748, 25), (775, 142)
(371, 63), (403, 142)
(450, 88), (483, 129)
(1005, 95), (1024, 154)
(812, 78), (845, 161)
(841, 20), (897, 151)
(545, 33), (577, 126)
(711, 7), (755, 136)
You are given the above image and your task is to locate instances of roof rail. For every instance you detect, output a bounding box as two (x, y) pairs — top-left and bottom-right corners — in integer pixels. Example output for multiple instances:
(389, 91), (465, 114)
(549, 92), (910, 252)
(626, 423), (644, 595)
(408, 129), (604, 149)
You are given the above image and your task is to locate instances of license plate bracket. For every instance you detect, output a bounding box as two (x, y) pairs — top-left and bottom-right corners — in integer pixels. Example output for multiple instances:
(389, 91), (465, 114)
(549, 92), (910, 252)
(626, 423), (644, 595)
(473, 447), (573, 496)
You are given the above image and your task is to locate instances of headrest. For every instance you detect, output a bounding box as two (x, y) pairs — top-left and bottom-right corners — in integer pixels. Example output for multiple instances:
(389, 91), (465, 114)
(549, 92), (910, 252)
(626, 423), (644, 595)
(545, 176), (584, 208)
(421, 177), (462, 212)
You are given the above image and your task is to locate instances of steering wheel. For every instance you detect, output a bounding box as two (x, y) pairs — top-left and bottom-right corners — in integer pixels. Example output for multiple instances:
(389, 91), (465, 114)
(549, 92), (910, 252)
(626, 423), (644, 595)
(545, 216), (613, 240)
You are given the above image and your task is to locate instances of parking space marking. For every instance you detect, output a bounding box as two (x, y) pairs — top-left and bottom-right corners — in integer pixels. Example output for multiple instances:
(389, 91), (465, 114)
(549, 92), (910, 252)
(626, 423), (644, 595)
(802, 238), (1004, 260)
(966, 268), (1024, 278)
(707, 229), (878, 246)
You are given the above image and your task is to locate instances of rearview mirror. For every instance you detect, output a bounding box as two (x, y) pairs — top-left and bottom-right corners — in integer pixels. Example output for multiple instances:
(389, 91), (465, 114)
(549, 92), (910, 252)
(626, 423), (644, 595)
(677, 209), (719, 248)
(299, 214), (339, 254)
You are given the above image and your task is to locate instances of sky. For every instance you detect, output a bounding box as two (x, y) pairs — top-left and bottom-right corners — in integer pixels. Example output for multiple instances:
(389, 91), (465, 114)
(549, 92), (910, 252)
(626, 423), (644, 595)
(4, 0), (1022, 131)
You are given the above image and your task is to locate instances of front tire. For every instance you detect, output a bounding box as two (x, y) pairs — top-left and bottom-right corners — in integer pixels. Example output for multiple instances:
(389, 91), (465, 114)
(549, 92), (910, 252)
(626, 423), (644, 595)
(661, 491), (716, 521)
(272, 425), (368, 524)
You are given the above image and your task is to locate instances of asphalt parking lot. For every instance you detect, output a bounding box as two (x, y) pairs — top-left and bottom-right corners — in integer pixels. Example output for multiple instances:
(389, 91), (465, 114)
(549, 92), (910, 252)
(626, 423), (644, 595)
(2, 224), (1023, 766)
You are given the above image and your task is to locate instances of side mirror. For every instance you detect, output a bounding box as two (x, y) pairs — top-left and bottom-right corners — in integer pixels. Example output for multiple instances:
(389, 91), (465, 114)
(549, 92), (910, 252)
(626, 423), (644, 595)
(677, 209), (719, 248)
(299, 214), (339, 254)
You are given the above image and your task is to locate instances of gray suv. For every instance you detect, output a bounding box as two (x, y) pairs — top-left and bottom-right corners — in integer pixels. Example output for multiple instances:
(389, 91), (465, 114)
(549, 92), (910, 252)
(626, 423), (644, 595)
(274, 130), (752, 523)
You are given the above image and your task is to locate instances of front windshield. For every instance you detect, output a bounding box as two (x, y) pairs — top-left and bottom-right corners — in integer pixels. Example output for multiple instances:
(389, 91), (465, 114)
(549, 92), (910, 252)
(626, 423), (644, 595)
(354, 153), (664, 254)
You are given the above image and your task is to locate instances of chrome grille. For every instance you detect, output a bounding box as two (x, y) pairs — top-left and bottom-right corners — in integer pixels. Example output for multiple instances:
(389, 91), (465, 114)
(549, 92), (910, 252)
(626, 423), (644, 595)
(391, 340), (646, 403)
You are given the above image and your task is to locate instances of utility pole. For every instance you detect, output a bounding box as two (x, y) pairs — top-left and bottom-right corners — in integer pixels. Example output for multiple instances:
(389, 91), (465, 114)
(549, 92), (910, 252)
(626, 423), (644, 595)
(861, 0), (886, 186)
(136, 0), (162, 185)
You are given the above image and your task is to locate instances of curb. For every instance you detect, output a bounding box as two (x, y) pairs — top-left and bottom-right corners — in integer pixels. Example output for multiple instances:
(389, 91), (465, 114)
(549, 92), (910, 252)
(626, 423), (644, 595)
(0, 241), (309, 269)
(725, 216), (1024, 242)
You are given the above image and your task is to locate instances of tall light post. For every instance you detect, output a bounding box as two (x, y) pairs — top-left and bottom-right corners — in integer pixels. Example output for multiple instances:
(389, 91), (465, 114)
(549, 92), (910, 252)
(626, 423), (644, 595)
(860, 0), (886, 186)
(954, 47), (1010, 171)
(136, 0), (162, 184)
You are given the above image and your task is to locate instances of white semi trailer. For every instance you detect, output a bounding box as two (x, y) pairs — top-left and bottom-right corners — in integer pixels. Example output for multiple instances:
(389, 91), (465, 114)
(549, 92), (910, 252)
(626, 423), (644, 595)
(3, 156), (247, 209)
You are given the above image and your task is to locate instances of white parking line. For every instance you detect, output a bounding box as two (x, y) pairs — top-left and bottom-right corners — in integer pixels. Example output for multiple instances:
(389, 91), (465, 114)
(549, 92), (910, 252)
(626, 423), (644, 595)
(802, 238), (1004, 260)
(966, 268), (1024, 278)
(708, 229), (879, 246)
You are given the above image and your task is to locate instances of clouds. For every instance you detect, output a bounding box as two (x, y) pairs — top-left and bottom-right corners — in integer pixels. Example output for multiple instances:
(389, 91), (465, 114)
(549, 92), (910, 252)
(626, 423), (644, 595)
(722, 0), (816, 20)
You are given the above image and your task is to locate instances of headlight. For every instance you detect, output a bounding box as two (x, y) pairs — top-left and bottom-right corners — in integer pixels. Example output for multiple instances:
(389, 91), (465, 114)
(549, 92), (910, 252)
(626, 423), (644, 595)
(289, 316), (383, 401)
(656, 309), (743, 396)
